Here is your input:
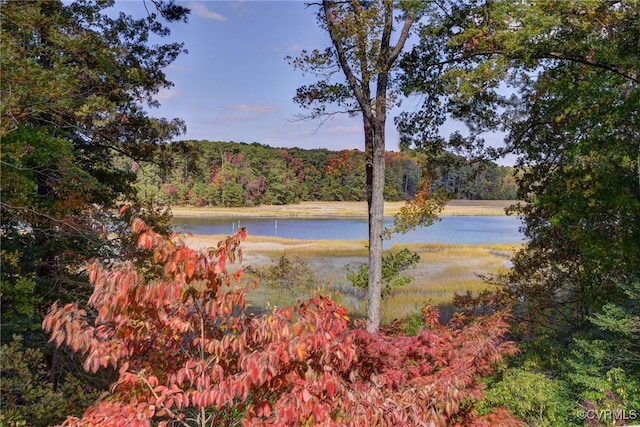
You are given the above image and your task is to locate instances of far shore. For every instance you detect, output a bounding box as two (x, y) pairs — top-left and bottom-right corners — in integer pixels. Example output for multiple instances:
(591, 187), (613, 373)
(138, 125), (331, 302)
(171, 200), (518, 219)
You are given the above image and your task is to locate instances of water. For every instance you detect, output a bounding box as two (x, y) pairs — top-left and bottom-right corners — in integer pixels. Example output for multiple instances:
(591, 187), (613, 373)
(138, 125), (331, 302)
(172, 215), (524, 245)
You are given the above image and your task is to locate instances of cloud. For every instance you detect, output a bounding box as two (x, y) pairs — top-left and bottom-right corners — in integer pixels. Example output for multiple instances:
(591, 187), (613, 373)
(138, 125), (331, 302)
(273, 43), (303, 54)
(189, 2), (227, 21)
(229, 104), (278, 113)
(211, 114), (252, 122)
(326, 125), (361, 135)
(156, 88), (181, 100)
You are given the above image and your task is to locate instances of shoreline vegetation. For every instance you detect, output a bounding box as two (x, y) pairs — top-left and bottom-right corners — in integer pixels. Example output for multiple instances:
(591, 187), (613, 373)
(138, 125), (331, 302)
(171, 199), (518, 219)
(176, 199), (522, 323)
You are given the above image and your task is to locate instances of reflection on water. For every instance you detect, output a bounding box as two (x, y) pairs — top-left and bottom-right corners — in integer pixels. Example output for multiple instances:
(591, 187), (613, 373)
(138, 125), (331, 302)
(172, 216), (524, 245)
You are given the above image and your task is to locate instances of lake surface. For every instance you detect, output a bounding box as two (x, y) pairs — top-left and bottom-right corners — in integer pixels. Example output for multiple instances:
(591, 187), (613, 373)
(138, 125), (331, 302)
(172, 215), (525, 245)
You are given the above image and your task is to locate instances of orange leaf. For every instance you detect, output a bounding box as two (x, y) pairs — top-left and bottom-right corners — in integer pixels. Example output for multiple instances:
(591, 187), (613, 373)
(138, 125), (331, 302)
(234, 269), (243, 283)
(118, 204), (131, 215)
(185, 260), (196, 279)
(296, 342), (306, 360)
(131, 218), (146, 234)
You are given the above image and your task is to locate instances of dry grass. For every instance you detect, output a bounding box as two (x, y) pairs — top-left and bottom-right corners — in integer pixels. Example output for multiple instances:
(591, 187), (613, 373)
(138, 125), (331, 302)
(171, 200), (517, 219)
(377, 243), (519, 322)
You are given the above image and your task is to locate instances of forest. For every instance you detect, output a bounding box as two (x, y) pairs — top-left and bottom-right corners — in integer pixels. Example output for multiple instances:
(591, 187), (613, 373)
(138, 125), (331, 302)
(1, 1), (639, 426)
(132, 140), (518, 207)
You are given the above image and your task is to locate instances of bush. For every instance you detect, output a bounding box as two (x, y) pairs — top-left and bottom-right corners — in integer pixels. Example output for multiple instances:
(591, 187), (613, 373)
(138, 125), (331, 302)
(42, 220), (523, 426)
(0, 336), (98, 427)
(479, 368), (575, 427)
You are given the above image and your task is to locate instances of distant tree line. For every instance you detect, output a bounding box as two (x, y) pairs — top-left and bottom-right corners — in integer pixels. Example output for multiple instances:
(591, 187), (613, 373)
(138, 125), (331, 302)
(131, 140), (518, 207)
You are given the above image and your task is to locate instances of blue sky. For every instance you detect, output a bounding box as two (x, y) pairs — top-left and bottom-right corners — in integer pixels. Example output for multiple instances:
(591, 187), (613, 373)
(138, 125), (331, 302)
(117, 1), (512, 161)
(115, 1), (374, 151)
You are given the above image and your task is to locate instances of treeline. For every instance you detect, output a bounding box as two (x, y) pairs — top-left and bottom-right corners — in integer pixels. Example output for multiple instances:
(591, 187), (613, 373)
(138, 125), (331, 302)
(132, 140), (517, 206)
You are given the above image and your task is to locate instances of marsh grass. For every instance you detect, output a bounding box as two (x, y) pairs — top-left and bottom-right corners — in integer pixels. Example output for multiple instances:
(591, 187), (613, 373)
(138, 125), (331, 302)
(233, 238), (523, 324)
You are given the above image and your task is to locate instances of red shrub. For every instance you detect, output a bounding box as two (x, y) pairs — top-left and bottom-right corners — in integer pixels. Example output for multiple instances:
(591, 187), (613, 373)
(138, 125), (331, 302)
(44, 219), (523, 426)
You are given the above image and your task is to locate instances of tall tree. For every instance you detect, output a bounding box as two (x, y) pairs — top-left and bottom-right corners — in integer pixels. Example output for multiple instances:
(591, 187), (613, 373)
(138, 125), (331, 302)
(400, 0), (639, 413)
(1, 0), (188, 333)
(1, 1), (189, 421)
(289, 0), (416, 332)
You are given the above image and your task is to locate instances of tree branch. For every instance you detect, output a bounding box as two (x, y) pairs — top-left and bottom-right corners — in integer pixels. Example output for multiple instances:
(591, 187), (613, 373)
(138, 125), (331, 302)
(543, 51), (638, 83)
(387, 4), (414, 67)
(322, 1), (375, 122)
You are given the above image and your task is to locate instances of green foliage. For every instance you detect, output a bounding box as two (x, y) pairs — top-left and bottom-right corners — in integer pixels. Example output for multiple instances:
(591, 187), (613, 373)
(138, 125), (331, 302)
(346, 248), (420, 298)
(0, 336), (98, 427)
(401, 0), (640, 336)
(0, 249), (41, 338)
(479, 368), (575, 427)
(401, 3), (639, 424)
(245, 255), (317, 294)
(396, 311), (427, 336)
(566, 280), (640, 420)
(1, 1), (189, 423)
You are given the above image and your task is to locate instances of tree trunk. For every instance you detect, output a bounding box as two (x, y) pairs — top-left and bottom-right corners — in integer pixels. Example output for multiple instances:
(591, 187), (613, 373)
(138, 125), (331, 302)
(366, 121), (385, 333)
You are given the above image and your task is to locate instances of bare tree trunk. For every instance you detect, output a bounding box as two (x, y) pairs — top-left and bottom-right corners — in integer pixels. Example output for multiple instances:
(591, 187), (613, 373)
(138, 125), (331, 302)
(366, 123), (385, 332)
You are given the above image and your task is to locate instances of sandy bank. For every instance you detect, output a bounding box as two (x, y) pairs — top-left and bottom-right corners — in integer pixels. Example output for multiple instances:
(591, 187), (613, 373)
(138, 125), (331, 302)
(171, 200), (517, 219)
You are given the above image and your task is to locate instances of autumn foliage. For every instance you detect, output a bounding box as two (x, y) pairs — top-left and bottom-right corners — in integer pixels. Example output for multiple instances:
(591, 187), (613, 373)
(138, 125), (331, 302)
(43, 218), (522, 426)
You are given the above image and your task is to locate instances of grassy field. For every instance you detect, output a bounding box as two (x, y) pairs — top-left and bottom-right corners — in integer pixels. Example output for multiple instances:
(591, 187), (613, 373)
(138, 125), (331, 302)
(185, 234), (522, 324)
(171, 199), (518, 219)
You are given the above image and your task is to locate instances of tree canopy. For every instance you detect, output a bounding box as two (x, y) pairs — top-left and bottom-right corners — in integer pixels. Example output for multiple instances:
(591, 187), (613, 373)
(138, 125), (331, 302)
(1, 1), (189, 424)
(400, 0), (639, 419)
(129, 139), (516, 207)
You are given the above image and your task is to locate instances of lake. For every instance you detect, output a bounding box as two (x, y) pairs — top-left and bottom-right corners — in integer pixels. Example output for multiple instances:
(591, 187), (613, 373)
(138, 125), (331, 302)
(172, 215), (525, 245)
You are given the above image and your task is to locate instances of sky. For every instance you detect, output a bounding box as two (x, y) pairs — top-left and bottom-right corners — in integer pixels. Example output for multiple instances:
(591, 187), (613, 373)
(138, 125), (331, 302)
(115, 1), (512, 162)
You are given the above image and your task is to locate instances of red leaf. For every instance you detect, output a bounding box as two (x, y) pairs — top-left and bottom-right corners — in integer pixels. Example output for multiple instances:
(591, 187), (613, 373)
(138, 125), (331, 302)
(185, 260), (196, 279)
(234, 269), (243, 283)
(131, 218), (146, 234)
(326, 380), (336, 398)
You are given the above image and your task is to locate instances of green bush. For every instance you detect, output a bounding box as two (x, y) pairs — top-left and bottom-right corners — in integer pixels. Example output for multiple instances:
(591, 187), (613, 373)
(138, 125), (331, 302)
(346, 248), (419, 299)
(1, 336), (98, 427)
(479, 368), (575, 426)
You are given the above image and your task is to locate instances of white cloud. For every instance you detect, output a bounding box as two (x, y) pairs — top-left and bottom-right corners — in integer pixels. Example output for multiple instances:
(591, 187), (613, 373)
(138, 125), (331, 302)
(166, 64), (193, 72)
(189, 2), (227, 21)
(211, 114), (252, 122)
(273, 43), (303, 54)
(326, 125), (361, 135)
(156, 88), (181, 100)
(229, 104), (278, 113)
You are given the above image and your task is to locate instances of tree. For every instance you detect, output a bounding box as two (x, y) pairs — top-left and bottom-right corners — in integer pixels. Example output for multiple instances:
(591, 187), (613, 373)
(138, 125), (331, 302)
(400, 0), (640, 414)
(1, 0), (189, 332)
(43, 219), (522, 426)
(1, 0), (189, 420)
(0, 335), (99, 426)
(289, 0), (417, 332)
(566, 279), (640, 422)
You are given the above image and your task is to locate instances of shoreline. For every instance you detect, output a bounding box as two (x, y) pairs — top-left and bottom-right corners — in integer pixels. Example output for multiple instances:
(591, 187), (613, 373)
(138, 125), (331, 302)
(170, 200), (518, 219)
